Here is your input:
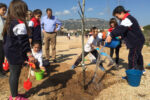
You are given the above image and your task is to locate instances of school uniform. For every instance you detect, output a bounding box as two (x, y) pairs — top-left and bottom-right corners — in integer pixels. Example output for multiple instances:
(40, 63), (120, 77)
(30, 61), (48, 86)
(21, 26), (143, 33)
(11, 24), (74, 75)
(110, 13), (145, 70)
(3, 19), (31, 97)
(28, 17), (42, 43)
(0, 16), (4, 73)
(74, 33), (102, 66)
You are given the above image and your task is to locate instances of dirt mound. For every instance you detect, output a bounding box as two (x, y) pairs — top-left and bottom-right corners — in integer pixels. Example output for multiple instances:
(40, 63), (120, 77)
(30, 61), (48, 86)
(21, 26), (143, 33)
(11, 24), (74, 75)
(23, 65), (123, 100)
(0, 62), (124, 100)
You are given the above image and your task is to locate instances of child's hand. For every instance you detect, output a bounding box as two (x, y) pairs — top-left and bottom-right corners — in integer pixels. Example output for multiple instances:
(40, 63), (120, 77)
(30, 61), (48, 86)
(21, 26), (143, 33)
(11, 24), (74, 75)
(29, 56), (36, 63)
(40, 66), (46, 72)
(106, 35), (112, 43)
(118, 36), (121, 39)
(29, 39), (32, 44)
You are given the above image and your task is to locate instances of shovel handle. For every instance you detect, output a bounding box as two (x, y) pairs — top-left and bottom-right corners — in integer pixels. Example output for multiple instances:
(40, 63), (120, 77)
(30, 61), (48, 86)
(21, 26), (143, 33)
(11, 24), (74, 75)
(28, 66), (32, 79)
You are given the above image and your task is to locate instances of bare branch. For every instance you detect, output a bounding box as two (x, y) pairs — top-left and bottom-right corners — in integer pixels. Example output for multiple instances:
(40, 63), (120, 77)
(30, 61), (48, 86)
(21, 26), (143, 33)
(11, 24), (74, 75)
(78, 11), (84, 22)
(78, 0), (84, 15)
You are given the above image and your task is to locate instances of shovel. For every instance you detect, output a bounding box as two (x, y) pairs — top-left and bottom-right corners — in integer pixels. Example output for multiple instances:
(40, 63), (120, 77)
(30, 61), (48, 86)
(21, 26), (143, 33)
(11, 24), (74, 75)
(23, 65), (32, 91)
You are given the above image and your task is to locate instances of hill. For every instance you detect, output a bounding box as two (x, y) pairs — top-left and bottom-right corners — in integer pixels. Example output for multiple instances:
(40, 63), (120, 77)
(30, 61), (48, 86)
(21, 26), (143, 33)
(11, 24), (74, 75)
(62, 18), (109, 30)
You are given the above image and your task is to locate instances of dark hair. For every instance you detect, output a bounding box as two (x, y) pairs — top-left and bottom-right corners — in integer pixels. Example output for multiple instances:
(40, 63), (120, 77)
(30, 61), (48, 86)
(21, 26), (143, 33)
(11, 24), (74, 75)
(2, 0), (29, 36)
(92, 26), (98, 30)
(26, 10), (33, 20)
(46, 8), (52, 12)
(109, 18), (118, 27)
(113, 6), (129, 16)
(0, 3), (7, 9)
(33, 9), (42, 16)
(32, 41), (42, 48)
(100, 29), (105, 32)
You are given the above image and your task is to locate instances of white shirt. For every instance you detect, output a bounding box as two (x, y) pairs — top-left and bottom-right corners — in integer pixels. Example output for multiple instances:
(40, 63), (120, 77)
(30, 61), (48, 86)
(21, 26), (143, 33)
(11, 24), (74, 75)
(0, 16), (4, 40)
(107, 32), (111, 36)
(84, 33), (102, 52)
(68, 33), (70, 37)
(32, 49), (43, 67)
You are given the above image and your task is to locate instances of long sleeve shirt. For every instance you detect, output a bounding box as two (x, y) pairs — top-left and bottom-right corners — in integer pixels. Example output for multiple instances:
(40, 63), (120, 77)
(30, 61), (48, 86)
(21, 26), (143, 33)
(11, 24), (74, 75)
(3, 20), (31, 65)
(32, 49), (43, 67)
(110, 13), (145, 48)
(0, 16), (4, 40)
(41, 15), (62, 32)
(28, 17), (41, 42)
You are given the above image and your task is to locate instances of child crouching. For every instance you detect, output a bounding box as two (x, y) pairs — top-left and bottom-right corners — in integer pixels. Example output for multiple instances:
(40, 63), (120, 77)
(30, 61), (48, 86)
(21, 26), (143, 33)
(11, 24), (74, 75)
(71, 27), (104, 70)
(31, 41), (45, 72)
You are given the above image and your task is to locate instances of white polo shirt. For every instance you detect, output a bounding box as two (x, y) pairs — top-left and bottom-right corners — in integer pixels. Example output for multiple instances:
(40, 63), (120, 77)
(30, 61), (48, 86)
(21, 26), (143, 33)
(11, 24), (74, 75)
(84, 33), (102, 52)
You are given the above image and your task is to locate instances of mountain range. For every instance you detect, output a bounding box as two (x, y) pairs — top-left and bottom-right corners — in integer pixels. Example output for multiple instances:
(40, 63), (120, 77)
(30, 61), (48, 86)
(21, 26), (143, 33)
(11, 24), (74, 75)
(61, 18), (109, 30)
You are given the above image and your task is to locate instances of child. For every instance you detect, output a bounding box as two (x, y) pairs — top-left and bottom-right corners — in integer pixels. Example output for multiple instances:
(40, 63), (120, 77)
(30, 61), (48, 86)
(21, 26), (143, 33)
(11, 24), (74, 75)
(26, 10), (33, 44)
(106, 6), (145, 71)
(67, 33), (71, 40)
(88, 27), (94, 37)
(31, 41), (45, 71)
(99, 29), (106, 46)
(26, 10), (33, 24)
(71, 27), (104, 70)
(107, 18), (122, 65)
(0, 3), (7, 78)
(2, 0), (35, 99)
(28, 9), (42, 44)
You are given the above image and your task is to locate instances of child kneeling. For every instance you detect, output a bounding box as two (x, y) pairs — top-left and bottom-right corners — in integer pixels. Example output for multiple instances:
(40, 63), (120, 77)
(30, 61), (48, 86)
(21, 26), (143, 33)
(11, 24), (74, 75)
(71, 27), (104, 70)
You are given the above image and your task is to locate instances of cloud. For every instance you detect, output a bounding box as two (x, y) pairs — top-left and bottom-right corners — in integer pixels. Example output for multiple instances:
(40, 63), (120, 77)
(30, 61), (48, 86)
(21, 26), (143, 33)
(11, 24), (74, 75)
(63, 10), (70, 15)
(55, 11), (62, 16)
(71, 6), (78, 13)
(55, 10), (70, 16)
(98, 12), (104, 16)
(87, 8), (94, 12)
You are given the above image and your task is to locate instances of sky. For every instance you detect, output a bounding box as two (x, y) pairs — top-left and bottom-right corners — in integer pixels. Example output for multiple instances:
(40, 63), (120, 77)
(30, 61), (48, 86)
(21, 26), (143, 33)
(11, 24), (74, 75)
(0, 0), (150, 26)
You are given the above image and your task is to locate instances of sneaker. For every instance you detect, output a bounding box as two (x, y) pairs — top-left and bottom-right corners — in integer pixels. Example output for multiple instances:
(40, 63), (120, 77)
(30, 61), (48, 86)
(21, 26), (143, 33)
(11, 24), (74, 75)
(99, 65), (105, 71)
(142, 70), (146, 74)
(53, 59), (57, 63)
(71, 65), (76, 70)
(0, 72), (7, 78)
(122, 76), (127, 80)
(9, 95), (28, 100)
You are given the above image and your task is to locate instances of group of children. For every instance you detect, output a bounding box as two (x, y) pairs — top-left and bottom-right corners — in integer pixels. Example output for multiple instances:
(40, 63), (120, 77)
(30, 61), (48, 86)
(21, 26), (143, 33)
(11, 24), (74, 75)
(71, 6), (145, 78)
(71, 18), (122, 70)
(0, 0), (46, 100)
(0, 0), (145, 99)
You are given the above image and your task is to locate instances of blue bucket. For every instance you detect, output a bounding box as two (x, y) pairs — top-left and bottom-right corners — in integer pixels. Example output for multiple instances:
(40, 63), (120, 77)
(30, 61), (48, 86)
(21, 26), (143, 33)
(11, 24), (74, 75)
(105, 39), (120, 48)
(126, 69), (142, 87)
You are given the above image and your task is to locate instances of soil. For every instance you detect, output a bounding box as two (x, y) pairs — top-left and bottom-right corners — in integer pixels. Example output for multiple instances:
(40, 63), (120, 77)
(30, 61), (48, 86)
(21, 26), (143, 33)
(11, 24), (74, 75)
(0, 36), (150, 100)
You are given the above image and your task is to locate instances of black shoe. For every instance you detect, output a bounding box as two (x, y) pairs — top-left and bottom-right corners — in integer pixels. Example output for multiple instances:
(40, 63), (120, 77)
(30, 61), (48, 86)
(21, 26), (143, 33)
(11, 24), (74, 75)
(43, 60), (50, 66)
(0, 72), (7, 78)
(53, 59), (57, 63)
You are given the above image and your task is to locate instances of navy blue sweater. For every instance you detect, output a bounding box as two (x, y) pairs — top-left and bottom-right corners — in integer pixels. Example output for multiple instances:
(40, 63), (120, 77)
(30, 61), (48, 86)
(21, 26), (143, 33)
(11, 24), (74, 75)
(29, 17), (41, 42)
(3, 20), (31, 65)
(110, 13), (145, 48)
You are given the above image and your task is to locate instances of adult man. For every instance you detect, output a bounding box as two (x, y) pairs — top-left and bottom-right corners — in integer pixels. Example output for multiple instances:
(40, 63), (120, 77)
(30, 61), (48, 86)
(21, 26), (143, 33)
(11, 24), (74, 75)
(41, 8), (62, 62)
